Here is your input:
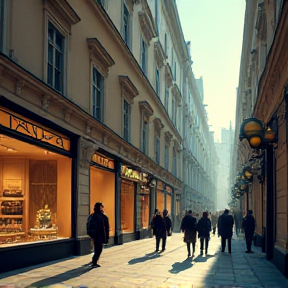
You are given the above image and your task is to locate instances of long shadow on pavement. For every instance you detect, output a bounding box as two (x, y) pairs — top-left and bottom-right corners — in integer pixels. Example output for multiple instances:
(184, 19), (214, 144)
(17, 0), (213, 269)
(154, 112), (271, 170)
(169, 257), (193, 274)
(28, 265), (93, 287)
(193, 254), (215, 263)
(128, 251), (160, 265)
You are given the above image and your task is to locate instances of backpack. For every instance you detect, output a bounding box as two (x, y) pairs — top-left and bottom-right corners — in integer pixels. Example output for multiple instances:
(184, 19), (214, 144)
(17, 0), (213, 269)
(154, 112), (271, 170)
(87, 213), (98, 238)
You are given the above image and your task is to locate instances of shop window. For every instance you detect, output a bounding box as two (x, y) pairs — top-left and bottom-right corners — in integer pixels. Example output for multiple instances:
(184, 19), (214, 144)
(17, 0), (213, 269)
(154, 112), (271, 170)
(92, 67), (104, 121)
(121, 180), (135, 233)
(0, 135), (72, 247)
(166, 194), (171, 214)
(140, 186), (149, 229)
(157, 190), (164, 212)
(90, 166), (115, 237)
(47, 22), (65, 93)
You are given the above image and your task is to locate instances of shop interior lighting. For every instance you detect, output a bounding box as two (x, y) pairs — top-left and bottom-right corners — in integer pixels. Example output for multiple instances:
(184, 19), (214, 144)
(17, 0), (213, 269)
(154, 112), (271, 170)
(45, 150), (55, 155)
(0, 144), (17, 152)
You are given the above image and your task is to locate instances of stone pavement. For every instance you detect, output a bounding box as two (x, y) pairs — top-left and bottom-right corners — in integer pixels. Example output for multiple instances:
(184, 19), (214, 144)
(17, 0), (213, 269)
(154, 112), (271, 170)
(1, 232), (288, 288)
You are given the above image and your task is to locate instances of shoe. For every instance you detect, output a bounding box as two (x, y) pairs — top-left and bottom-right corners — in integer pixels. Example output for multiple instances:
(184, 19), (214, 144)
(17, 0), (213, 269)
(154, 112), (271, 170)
(90, 263), (100, 268)
(161, 248), (165, 252)
(187, 254), (191, 257)
(245, 250), (254, 253)
(200, 250), (203, 255)
(155, 249), (159, 253)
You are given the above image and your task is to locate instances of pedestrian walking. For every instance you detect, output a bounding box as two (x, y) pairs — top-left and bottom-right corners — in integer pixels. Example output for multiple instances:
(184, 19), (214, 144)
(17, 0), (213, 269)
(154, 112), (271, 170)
(86, 202), (109, 268)
(233, 209), (242, 236)
(211, 212), (218, 235)
(151, 209), (166, 252)
(180, 209), (197, 257)
(242, 209), (256, 253)
(197, 211), (212, 255)
(218, 209), (234, 254)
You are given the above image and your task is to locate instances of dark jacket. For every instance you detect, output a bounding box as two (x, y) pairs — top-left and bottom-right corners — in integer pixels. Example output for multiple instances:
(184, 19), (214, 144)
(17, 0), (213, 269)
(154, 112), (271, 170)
(197, 217), (211, 238)
(242, 214), (255, 235)
(92, 211), (109, 244)
(163, 216), (172, 234)
(151, 214), (166, 238)
(218, 213), (234, 238)
(181, 215), (197, 243)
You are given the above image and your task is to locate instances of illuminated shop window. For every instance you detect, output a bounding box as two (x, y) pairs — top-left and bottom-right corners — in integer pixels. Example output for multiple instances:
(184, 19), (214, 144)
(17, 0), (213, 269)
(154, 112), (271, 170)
(121, 180), (135, 233)
(0, 135), (72, 247)
(140, 187), (150, 229)
(157, 190), (164, 212)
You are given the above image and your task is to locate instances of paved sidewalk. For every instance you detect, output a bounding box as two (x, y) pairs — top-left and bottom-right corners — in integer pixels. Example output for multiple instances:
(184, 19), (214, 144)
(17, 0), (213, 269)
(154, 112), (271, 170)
(1, 232), (288, 288)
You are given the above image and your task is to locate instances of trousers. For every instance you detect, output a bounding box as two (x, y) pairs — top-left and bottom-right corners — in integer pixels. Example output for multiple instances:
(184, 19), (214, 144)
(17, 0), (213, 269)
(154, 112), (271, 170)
(221, 236), (232, 253)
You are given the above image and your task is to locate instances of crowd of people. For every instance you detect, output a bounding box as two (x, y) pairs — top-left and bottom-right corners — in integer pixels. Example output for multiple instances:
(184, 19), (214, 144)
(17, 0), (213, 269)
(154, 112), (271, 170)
(87, 202), (256, 268)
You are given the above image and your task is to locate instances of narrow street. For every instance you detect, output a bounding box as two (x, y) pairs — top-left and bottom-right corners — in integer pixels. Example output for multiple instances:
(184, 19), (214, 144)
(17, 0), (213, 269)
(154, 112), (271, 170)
(1, 232), (287, 288)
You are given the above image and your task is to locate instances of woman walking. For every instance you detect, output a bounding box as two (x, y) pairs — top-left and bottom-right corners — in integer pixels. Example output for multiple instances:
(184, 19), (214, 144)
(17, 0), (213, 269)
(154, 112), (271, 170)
(197, 211), (212, 255)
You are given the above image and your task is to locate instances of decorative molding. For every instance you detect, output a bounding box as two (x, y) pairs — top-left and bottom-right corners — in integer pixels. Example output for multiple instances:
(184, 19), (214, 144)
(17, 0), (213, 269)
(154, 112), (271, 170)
(153, 117), (164, 133)
(64, 108), (72, 122)
(165, 131), (173, 144)
(79, 139), (98, 168)
(119, 75), (139, 104)
(85, 123), (92, 134)
(172, 83), (182, 105)
(165, 63), (173, 87)
(255, 2), (267, 41)
(154, 40), (166, 68)
(139, 100), (154, 117)
(42, 94), (51, 110)
(44, 0), (81, 32)
(16, 80), (25, 96)
(87, 38), (115, 77)
(138, 0), (157, 44)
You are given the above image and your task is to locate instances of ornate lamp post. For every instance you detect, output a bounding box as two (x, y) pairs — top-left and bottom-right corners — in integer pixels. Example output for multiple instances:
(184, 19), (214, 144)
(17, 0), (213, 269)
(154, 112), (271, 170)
(239, 117), (277, 260)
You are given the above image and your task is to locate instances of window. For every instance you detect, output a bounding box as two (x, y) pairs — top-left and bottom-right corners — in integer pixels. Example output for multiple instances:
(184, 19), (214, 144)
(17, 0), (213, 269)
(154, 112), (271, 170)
(141, 39), (147, 74)
(47, 22), (64, 93)
(174, 62), (177, 80)
(92, 67), (104, 121)
(155, 0), (159, 34)
(121, 180), (135, 233)
(165, 84), (169, 112)
(0, 0), (4, 52)
(172, 97), (176, 124)
(172, 147), (176, 175)
(164, 33), (168, 58)
(156, 69), (160, 96)
(155, 136), (160, 165)
(164, 145), (169, 170)
(123, 99), (131, 142)
(142, 119), (149, 154)
(123, 4), (130, 48)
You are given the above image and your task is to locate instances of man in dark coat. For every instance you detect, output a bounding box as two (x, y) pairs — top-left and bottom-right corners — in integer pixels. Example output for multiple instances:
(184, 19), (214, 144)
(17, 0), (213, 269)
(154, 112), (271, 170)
(151, 209), (166, 252)
(90, 202), (109, 268)
(242, 209), (256, 253)
(162, 209), (173, 251)
(197, 211), (212, 255)
(181, 209), (197, 257)
(218, 209), (234, 254)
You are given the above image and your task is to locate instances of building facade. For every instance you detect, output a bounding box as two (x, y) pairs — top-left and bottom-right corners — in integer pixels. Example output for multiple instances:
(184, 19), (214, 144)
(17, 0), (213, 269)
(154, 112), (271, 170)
(231, 0), (288, 277)
(0, 0), (217, 272)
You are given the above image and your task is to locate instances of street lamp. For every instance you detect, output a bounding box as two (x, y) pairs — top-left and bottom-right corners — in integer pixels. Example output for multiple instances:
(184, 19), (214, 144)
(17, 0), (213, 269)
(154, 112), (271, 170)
(239, 116), (278, 260)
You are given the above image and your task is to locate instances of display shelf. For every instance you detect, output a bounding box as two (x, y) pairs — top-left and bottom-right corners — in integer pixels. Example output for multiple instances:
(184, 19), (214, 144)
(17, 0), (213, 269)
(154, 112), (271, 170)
(0, 232), (25, 237)
(0, 215), (23, 218)
(0, 197), (24, 201)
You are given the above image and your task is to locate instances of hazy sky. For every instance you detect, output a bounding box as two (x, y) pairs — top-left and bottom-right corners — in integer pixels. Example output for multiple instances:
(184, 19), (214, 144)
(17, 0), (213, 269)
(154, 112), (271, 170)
(176, 0), (246, 142)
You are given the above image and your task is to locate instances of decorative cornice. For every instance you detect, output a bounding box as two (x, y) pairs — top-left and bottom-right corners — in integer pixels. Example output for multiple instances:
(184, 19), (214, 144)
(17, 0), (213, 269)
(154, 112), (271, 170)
(44, 0), (81, 31)
(154, 40), (166, 68)
(165, 131), (173, 143)
(172, 83), (182, 105)
(16, 80), (25, 96)
(42, 94), (51, 110)
(165, 63), (173, 87)
(138, 0), (157, 44)
(119, 75), (139, 104)
(154, 117), (164, 132)
(139, 100), (154, 117)
(255, 2), (266, 41)
(87, 38), (115, 77)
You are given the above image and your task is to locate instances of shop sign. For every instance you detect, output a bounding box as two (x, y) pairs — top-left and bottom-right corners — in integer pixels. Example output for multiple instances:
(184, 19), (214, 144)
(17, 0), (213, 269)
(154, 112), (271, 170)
(92, 153), (114, 169)
(121, 165), (140, 180)
(0, 107), (70, 151)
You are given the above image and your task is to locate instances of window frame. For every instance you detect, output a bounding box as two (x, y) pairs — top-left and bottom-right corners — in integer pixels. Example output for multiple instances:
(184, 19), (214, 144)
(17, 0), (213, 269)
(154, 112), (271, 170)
(140, 37), (148, 74)
(123, 2), (131, 48)
(123, 98), (131, 142)
(164, 144), (169, 170)
(155, 135), (160, 165)
(172, 147), (177, 175)
(92, 66), (104, 122)
(156, 68), (160, 97)
(0, 0), (8, 54)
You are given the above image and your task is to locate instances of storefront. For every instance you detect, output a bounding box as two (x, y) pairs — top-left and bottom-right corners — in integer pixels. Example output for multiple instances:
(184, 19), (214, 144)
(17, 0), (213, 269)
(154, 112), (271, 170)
(0, 100), (77, 272)
(156, 180), (172, 215)
(90, 152), (116, 242)
(120, 165), (152, 242)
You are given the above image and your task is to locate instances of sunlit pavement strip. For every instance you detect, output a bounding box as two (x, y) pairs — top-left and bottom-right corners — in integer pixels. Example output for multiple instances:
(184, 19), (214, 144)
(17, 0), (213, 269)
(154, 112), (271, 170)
(1, 232), (288, 288)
